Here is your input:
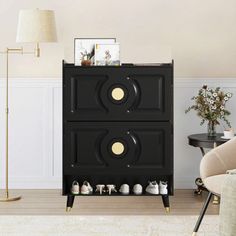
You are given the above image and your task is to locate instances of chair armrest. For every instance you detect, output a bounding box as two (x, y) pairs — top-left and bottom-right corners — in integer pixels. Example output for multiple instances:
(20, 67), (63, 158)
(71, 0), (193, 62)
(200, 137), (236, 180)
(200, 150), (226, 180)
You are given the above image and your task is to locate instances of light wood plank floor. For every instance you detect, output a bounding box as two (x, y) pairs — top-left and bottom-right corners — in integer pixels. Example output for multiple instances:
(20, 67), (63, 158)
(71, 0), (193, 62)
(0, 189), (219, 215)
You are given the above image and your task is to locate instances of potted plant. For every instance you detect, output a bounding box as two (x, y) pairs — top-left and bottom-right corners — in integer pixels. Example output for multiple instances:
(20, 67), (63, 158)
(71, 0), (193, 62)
(185, 85), (233, 137)
(80, 50), (92, 66)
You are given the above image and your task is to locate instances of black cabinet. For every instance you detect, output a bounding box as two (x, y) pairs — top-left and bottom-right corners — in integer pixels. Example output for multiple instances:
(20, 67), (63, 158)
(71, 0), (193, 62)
(63, 61), (174, 211)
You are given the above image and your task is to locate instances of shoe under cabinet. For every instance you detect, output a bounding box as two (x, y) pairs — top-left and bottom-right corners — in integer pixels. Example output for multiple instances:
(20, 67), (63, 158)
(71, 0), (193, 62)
(62, 61), (174, 212)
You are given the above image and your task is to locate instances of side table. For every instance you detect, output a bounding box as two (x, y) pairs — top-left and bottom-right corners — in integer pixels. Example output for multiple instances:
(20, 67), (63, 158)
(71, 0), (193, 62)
(188, 133), (227, 204)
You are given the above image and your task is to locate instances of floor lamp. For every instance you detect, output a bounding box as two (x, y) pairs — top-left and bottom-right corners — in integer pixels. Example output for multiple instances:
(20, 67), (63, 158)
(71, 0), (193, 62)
(0, 9), (57, 202)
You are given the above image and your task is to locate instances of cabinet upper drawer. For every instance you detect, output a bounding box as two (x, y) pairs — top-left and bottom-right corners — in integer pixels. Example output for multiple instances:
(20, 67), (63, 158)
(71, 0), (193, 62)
(63, 65), (173, 121)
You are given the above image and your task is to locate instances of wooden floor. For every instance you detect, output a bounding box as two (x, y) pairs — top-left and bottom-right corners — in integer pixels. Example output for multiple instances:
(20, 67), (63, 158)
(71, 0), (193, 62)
(0, 189), (219, 215)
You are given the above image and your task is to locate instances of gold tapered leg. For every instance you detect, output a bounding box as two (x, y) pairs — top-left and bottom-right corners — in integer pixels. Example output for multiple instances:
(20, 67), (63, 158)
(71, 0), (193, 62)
(66, 207), (71, 212)
(192, 232), (197, 236)
(0, 195), (21, 202)
(165, 207), (170, 213)
(212, 195), (220, 205)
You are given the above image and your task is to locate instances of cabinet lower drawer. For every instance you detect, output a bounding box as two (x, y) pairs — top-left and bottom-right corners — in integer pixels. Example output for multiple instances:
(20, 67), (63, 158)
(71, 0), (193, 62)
(63, 122), (173, 175)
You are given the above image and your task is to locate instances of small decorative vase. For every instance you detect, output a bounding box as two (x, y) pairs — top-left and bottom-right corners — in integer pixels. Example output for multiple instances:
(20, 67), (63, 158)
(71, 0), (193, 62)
(81, 60), (92, 66)
(207, 120), (217, 137)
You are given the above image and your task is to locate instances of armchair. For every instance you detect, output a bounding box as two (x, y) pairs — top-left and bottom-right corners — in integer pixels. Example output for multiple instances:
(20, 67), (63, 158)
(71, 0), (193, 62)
(192, 137), (236, 236)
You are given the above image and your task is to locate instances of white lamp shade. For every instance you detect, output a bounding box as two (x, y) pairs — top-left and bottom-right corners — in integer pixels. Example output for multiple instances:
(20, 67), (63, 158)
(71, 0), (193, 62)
(16, 9), (57, 43)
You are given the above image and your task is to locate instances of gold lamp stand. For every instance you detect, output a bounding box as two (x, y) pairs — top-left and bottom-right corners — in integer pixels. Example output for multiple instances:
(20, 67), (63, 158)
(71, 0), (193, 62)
(0, 48), (22, 201)
(0, 47), (39, 202)
(0, 9), (57, 202)
(0, 48), (29, 201)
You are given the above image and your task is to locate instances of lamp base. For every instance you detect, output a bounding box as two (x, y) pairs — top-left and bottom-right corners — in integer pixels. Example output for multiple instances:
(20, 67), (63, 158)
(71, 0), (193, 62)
(0, 195), (21, 202)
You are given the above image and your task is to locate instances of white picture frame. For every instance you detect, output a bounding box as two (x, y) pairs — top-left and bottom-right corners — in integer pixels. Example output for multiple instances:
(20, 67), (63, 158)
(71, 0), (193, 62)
(74, 38), (116, 66)
(94, 43), (120, 66)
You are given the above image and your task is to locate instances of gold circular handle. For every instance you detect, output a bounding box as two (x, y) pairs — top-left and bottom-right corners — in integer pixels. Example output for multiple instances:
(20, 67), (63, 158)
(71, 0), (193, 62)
(111, 142), (125, 155)
(111, 87), (125, 101)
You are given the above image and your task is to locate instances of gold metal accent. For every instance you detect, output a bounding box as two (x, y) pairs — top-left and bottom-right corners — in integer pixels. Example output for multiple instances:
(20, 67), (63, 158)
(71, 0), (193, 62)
(111, 87), (125, 101)
(192, 232), (197, 236)
(0, 195), (21, 202)
(66, 207), (72, 212)
(0, 45), (40, 202)
(0, 48), (22, 201)
(35, 43), (40, 57)
(0, 43), (40, 56)
(165, 207), (170, 213)
(111, 142), (125, 155)
(212, 195), (220, 205)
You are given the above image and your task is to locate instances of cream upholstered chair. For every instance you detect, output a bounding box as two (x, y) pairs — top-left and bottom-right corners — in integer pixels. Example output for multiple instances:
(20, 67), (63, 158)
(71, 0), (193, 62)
(192, 137), (236, 236)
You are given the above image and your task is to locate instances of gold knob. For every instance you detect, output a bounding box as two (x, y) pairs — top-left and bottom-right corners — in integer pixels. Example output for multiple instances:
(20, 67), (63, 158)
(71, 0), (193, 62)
(111, 87), (125, 101)
(111, 142), (125, 155)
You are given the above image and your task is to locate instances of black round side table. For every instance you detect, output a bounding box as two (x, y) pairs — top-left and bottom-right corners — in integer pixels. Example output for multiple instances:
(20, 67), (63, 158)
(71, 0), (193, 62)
(188, 133), (226, 155)
(188, 133), (227, 204)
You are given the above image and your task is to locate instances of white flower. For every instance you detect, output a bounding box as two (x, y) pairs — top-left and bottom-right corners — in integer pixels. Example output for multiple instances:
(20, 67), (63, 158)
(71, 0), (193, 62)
(224, 96), (229, 101)
(220, 111), (224, 115)
(216, 97), (220, 101)
(210, 100), (214, 104)
(220, 105), (225, 110)
(213, 93), (217, 97)
(211, 105), (217, 110)
(227, 93), (232, 98)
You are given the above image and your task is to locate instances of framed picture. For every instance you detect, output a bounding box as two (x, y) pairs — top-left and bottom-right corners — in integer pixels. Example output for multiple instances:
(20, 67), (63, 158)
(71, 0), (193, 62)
(74, 38), (116, 66)
(94, 43), (120, 66)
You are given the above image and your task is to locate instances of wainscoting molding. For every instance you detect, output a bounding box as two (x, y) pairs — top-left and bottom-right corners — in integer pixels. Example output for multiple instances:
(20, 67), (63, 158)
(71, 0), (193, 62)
(0, 78), (235, 189)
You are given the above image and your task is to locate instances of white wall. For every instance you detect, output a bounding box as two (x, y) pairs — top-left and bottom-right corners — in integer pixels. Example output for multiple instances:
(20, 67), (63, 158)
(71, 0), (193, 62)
(1, 0), (236, 78)
(0, 0), (236, 189)
(0, 78), (235, 189)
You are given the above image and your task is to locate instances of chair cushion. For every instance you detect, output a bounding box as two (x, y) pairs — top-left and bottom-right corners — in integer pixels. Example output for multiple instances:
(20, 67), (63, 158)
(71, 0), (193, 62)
(203, 174), (228, 196)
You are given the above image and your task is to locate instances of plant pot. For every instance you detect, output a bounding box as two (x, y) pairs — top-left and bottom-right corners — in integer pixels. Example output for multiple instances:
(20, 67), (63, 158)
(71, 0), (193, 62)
(81, 60), (92, 66)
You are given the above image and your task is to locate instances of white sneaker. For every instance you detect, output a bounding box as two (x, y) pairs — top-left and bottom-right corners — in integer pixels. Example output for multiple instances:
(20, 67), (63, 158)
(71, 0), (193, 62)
(145, 181), (159, 195)
(80, 181), (93, 194)
(133, 184), (143, 195)
(119, 184), (130, 195)
(71, 181), (79, 194)
(159, 181), (168, 195)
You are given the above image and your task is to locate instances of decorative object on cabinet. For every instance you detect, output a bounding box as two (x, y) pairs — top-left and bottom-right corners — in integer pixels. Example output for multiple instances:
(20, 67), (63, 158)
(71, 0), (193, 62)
(185, 85), (233, 137)
(63, 61), (174, 212)
(0, 9), (57, 202)
(94, 43), (120, 66)
(74, 38), (116, 66)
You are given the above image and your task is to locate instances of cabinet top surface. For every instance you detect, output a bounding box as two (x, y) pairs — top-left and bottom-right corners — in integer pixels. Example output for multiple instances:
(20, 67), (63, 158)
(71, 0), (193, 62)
(63, 61), (174, 69)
